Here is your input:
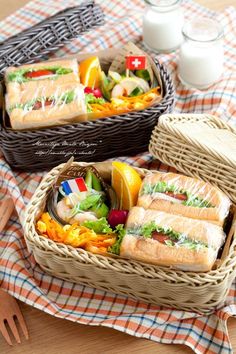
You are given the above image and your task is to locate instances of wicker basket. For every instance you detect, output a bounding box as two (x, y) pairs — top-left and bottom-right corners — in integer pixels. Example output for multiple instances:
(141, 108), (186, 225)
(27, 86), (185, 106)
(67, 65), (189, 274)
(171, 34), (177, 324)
(0, 54), (174, 171)
(0, 1), (104, 75)
(23, 161), (236, 315)
(149, 114), (236, 204)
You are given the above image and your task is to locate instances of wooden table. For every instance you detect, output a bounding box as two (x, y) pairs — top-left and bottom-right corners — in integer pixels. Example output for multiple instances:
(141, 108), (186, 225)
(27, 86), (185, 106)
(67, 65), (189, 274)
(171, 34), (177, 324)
(0, 0), (236, 352)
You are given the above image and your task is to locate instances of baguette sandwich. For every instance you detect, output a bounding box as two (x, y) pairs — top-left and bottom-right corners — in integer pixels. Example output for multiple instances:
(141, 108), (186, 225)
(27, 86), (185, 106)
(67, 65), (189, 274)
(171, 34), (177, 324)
(5, 59), (79, 101)
(7, 83), (87, 130)
(120, 207), (225, 271)
(137, 172), (231, 226)
(5, 59), (79, 84)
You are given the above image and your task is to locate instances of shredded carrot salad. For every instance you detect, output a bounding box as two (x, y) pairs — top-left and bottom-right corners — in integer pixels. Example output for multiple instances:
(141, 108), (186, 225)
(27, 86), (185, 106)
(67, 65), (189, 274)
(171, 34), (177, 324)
(36, 212), (116, 254)
(89, 87), (161, 118)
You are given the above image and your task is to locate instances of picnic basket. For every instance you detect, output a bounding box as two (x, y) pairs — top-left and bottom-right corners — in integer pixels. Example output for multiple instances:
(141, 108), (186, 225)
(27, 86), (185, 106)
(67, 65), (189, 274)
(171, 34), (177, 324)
(0, 3), (175, 172)
(23, 160), (236, 315)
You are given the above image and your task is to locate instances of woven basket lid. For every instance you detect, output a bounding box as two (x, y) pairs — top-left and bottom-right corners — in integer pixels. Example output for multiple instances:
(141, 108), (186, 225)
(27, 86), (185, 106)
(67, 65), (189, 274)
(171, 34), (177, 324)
(0, 0), (105, 76)
(149, 113), (236, 203)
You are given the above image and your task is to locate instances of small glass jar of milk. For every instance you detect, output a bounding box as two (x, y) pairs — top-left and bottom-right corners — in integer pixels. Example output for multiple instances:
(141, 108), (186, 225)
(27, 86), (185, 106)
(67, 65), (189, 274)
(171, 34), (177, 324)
(143, 0), (184, 53)
(178, 18), (224, 89)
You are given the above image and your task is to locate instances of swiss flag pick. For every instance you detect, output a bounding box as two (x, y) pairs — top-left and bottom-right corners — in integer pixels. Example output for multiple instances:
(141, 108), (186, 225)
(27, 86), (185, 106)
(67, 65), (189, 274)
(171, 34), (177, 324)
(126, 55), (146, 70)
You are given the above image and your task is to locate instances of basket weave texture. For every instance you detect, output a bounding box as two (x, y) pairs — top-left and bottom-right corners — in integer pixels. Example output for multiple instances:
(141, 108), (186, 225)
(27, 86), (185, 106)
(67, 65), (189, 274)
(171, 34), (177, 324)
(0, 59), (174, 171)
(149, 114), (236, 204)
(23, 161), (236, 315)
(0, 1), (104, 75)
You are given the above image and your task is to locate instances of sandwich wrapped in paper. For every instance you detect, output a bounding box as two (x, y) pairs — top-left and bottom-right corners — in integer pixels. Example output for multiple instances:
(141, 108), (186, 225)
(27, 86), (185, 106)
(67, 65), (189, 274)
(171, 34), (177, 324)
(5, 59), (79, 96)
(137, 172), (231, 226)
(4, 58), (86, 130)
(120, 206), (226, 271)
(6, 82), (87, 130)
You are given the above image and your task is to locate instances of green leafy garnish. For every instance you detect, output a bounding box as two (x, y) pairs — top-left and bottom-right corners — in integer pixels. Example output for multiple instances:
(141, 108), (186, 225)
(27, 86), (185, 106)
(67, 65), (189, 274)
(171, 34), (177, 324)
(85, 93), (105, 104)
(85, 93), (105, 113)
(53, 67), (73, 75)
(82, 217), (113, 234)
(60, 90), (77, 104)
(141, 221), (156, 238)
(108, 224), (126, 255)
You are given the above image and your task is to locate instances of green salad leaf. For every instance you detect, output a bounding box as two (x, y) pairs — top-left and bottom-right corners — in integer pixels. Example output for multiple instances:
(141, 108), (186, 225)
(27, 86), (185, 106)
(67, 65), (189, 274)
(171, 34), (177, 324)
(60, 90), (77, 104)
(82, 217), (113, 234)
(108, 224), (126, 255)
(85, 93), (106, 113)
(85, 93), (105, 104)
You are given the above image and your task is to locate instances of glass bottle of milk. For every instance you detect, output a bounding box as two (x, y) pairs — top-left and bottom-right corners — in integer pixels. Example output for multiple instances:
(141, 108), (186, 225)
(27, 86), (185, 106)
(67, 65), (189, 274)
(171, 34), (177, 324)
(178, 18), (224, 89)
(143, 0), (184, 53)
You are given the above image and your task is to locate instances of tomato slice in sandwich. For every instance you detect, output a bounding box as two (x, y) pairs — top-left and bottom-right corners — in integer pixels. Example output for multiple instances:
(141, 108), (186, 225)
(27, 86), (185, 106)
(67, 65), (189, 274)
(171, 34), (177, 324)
(152, 232), (170, 244)
(165, 191), (188, 201)
(24, 70), (54, 79)
(32, 99), (53, 110)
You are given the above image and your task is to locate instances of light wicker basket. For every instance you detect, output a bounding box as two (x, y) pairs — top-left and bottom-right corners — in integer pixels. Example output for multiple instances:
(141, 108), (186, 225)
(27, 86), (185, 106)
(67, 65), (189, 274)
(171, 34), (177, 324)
(24, 161), (236, 315)
(149, 113), (236, 204)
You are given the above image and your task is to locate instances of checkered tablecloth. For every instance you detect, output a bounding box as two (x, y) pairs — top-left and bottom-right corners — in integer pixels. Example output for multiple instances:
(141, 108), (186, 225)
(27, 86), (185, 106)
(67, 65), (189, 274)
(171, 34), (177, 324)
(0, 1), (236, 353)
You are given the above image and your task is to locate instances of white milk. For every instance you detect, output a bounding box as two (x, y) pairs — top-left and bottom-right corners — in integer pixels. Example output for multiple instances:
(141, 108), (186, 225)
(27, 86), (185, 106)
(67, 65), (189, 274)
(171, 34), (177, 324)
(178, 18), (224, 89)
(143, 0), (184, 53)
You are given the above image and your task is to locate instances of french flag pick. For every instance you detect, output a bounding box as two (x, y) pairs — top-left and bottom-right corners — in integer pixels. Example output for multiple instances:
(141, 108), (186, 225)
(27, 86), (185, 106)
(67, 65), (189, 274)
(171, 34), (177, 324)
(126, 55), (146, 70)
(61, 178), (88, 195)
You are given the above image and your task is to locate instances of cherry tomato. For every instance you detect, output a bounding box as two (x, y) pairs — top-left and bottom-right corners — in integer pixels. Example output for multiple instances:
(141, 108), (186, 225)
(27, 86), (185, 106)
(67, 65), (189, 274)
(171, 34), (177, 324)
(92, 88), (102, 98)
(84, 87), (103, 98)
(84, 87), (94, 94)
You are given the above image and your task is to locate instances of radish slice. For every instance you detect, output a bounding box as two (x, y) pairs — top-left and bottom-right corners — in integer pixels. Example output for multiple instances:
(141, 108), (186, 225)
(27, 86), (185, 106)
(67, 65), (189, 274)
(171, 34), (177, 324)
(108, 210), (129, 228)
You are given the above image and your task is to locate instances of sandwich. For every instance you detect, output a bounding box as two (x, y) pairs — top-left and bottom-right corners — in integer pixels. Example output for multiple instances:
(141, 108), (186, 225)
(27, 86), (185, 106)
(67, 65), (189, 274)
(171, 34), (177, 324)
(5, 58), (79, 85)
(7, 83), (87, 130)
(5, 59), (80, 102)
(120, 206), (225, 271)
(137, 172), (231, 226)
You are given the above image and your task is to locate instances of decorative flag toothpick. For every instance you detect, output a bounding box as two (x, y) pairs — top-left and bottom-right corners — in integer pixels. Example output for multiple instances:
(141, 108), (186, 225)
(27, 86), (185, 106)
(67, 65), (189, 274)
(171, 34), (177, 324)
(61, 177), (88, 195)
(125, 55), (146, 77)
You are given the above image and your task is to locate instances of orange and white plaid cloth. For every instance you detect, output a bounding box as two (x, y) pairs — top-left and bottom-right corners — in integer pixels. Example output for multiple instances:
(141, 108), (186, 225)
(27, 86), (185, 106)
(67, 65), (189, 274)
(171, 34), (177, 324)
(0, 1), (236, 353)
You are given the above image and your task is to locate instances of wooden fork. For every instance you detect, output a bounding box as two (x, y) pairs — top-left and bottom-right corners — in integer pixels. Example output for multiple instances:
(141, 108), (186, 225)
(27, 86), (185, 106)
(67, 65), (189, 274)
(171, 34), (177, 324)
(0, 198), (29, 345)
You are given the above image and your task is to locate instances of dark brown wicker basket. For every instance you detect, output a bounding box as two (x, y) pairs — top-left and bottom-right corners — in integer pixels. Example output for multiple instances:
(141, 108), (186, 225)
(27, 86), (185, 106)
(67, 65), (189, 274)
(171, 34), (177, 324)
(0, 1), (104, 75)
(0, 58), (174, 171)
(0, 2), (174, 171)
